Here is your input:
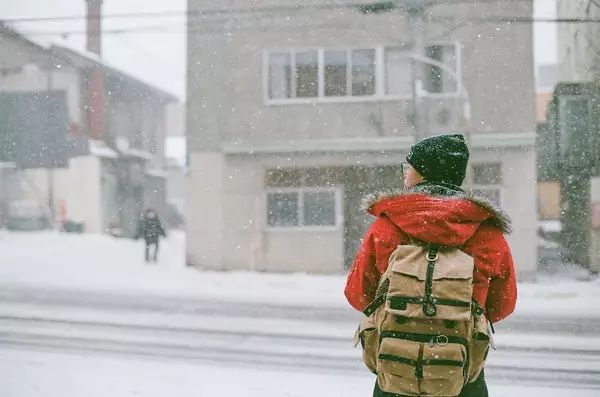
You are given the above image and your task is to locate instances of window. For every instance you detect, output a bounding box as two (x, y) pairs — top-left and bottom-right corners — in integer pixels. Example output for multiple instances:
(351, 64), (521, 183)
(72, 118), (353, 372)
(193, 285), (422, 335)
(424, 44), (458, 94)
(266, 188), (338, 228)
(267, 48), (379, 100)
(267, 192), (299, 227)
(472, 163), (502, 185)
(559, 96), (591, 159)
(303, 191), (336, 226)
(472, 163), (502, 206)
(324, 50), (347, 96)
(472, 188), (501, 206)
(351, 49), (376, 96)
(266, 44), (461, 102)
(295, 51), (318, 97)
(268, 52), (291, 99)
(385, 47), (412, 96)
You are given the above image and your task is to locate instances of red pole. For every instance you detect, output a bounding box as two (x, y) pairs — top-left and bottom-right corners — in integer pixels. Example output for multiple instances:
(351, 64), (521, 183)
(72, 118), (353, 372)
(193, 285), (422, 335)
(86, 0), (105, 140)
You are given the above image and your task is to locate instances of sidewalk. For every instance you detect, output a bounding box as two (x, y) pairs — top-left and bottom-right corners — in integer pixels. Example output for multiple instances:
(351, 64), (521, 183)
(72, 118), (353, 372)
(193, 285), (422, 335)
(1, 230), (600, 319)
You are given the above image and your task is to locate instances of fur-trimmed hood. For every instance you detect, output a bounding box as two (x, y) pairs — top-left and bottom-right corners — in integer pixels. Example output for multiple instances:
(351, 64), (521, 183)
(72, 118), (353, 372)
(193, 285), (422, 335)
(361, 182), (511, 246)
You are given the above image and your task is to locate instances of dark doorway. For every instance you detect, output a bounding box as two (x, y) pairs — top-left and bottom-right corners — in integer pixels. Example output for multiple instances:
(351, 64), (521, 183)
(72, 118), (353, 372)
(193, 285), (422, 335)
(342, 166), (403, 269)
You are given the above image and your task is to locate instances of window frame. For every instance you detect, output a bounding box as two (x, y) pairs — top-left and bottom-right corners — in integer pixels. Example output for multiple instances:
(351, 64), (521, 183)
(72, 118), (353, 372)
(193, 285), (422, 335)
(423, 41), (462, 97)
(263, 42), (462, 105)
(264, 186), (342, 231)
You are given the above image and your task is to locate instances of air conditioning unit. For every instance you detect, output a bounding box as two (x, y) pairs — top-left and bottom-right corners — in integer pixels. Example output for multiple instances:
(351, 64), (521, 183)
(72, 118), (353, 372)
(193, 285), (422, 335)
(422, 98), (465, 133)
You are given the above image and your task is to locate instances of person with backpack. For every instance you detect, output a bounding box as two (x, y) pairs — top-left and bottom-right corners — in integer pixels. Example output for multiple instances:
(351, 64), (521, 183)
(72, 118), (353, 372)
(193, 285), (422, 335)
(345, 134), (517, 397)
(135, 208), (167, 262)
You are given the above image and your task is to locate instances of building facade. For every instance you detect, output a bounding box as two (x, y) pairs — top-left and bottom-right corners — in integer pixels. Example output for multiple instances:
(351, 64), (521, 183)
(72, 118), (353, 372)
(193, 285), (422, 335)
(186, 0), (537, 277)
(551, 1), (600, 272)
(557, 0), (600, 83)
(0, 24), (176, 235)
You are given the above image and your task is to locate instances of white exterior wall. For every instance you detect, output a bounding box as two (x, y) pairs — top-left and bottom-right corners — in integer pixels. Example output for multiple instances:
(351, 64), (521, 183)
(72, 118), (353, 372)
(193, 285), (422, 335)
(590, 177), (600, 273)
(54, 156), (103, 233)
(557, 0), (600, 82)
(21, 156), (103, 233)
(469, 145), (537, 280)
(186, 1), (537, 274)
(0, 65), (81, 123)
(186, 152), (224, 267)
(221, 157), (344, 273)
(186, 134), (536, 275)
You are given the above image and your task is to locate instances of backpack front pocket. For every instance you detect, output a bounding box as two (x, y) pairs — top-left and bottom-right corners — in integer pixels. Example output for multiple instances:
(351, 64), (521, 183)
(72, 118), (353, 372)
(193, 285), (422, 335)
(377, 336), (421, 395)
(354, 315), (379, 374)
(377, 336), (420, 378)
(420, 341), (466, 396)
(467, 313), (490, 383)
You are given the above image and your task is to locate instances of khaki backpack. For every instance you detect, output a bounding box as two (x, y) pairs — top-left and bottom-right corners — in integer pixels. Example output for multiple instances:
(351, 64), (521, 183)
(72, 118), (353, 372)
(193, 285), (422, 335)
(353, 244), (491, 397)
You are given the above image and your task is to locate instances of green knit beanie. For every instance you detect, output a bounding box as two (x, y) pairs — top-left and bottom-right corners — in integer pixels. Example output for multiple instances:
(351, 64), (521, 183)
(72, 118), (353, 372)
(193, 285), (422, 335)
(406, 134), (470, 186)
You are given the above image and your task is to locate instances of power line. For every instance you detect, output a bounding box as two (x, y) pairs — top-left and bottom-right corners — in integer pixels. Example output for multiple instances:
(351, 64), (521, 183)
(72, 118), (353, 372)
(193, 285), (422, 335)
(0, 0), (558, 24)
(0, 3), (364, 23)
(12, 15), (600, 38)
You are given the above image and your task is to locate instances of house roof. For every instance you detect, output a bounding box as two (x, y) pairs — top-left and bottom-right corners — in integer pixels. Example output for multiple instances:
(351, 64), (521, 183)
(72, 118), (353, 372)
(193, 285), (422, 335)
(0, 22), (176, 103)
(50, 45), (177, 103)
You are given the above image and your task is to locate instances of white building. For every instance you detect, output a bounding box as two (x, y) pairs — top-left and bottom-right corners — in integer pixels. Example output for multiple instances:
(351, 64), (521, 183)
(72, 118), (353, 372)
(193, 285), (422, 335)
(186, 1), (538, 278)
(0, 24), (177, 234)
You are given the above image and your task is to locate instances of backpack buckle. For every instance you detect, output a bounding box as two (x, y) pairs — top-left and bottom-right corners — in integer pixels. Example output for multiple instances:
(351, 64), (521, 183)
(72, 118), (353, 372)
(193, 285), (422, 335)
(426, 251), (439, 262)
(422, 298), (438, 316)
(436, 335), (449, 346)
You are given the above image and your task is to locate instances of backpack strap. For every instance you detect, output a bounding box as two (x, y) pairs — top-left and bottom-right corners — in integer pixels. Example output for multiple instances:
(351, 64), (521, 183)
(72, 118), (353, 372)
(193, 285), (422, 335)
(422, 246), (440, 317)
(363, 277), (390, 316)
(363, 294), (386, 317)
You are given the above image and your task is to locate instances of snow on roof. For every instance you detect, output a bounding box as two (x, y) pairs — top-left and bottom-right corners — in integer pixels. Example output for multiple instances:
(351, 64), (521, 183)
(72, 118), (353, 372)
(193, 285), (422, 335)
(0, 161), (17, 168)
(145, 168), (168, 178)
(89, 140), (119, 159)
(50, 44), (177, 103)
(120, 148), (153, 160)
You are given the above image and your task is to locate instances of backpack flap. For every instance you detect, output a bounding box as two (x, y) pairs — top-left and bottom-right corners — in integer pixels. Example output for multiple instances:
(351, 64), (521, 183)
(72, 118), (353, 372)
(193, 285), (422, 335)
(386, 245), (474, 322)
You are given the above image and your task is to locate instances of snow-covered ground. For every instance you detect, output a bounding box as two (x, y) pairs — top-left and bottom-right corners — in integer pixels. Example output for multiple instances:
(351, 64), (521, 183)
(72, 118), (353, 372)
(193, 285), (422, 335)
(1, 230), (599, 318)
(1, 348), (597, 397)
(1, 230), (600, 396)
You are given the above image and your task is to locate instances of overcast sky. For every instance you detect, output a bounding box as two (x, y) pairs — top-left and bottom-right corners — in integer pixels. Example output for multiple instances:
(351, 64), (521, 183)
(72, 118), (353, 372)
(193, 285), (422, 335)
(0, 0), (557, 102)
(0, 0), (185, 100)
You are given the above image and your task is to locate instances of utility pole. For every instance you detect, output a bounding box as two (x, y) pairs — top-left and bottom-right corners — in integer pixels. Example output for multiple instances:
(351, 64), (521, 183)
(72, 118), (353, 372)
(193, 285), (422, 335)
(406, 0), (426, 141)
(46, 67), (55, 226)
(361, 0), (427, 139)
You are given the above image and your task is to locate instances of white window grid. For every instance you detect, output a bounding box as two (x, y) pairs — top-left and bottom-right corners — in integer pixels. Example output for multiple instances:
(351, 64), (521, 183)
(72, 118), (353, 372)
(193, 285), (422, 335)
(264, 186), (343, 231)
(263, 42), (462, 105)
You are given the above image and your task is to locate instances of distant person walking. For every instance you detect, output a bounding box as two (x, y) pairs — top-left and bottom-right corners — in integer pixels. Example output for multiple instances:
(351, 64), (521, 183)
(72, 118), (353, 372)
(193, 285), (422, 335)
(136, 209), (166, 262)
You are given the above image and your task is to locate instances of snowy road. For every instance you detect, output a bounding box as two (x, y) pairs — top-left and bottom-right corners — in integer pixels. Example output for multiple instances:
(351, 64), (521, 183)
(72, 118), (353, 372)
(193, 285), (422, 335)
(1, 286), (600, 395)
(1, 313), (600, 389)
(2, 284), (600, 334)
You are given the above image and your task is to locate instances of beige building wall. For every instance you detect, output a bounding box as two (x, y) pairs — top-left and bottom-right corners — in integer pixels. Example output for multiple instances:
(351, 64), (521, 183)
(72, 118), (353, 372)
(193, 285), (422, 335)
(186, 152), (225, 268)
(54, 156), (103, 233)
(467, 146), (538, 280)
(186, 0), (537, 275)
(187, 134), (536, 276)
(538, 181), (561, 220)
(21, 156), (103, 233)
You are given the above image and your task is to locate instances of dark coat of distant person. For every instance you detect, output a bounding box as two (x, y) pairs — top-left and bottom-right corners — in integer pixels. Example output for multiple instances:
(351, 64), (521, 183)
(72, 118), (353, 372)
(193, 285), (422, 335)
(136, 210), (166, 243)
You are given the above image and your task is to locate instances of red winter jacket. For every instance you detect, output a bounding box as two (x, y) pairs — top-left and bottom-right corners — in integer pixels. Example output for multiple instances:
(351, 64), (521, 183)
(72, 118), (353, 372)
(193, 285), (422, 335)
(344, 188), (517, 323)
